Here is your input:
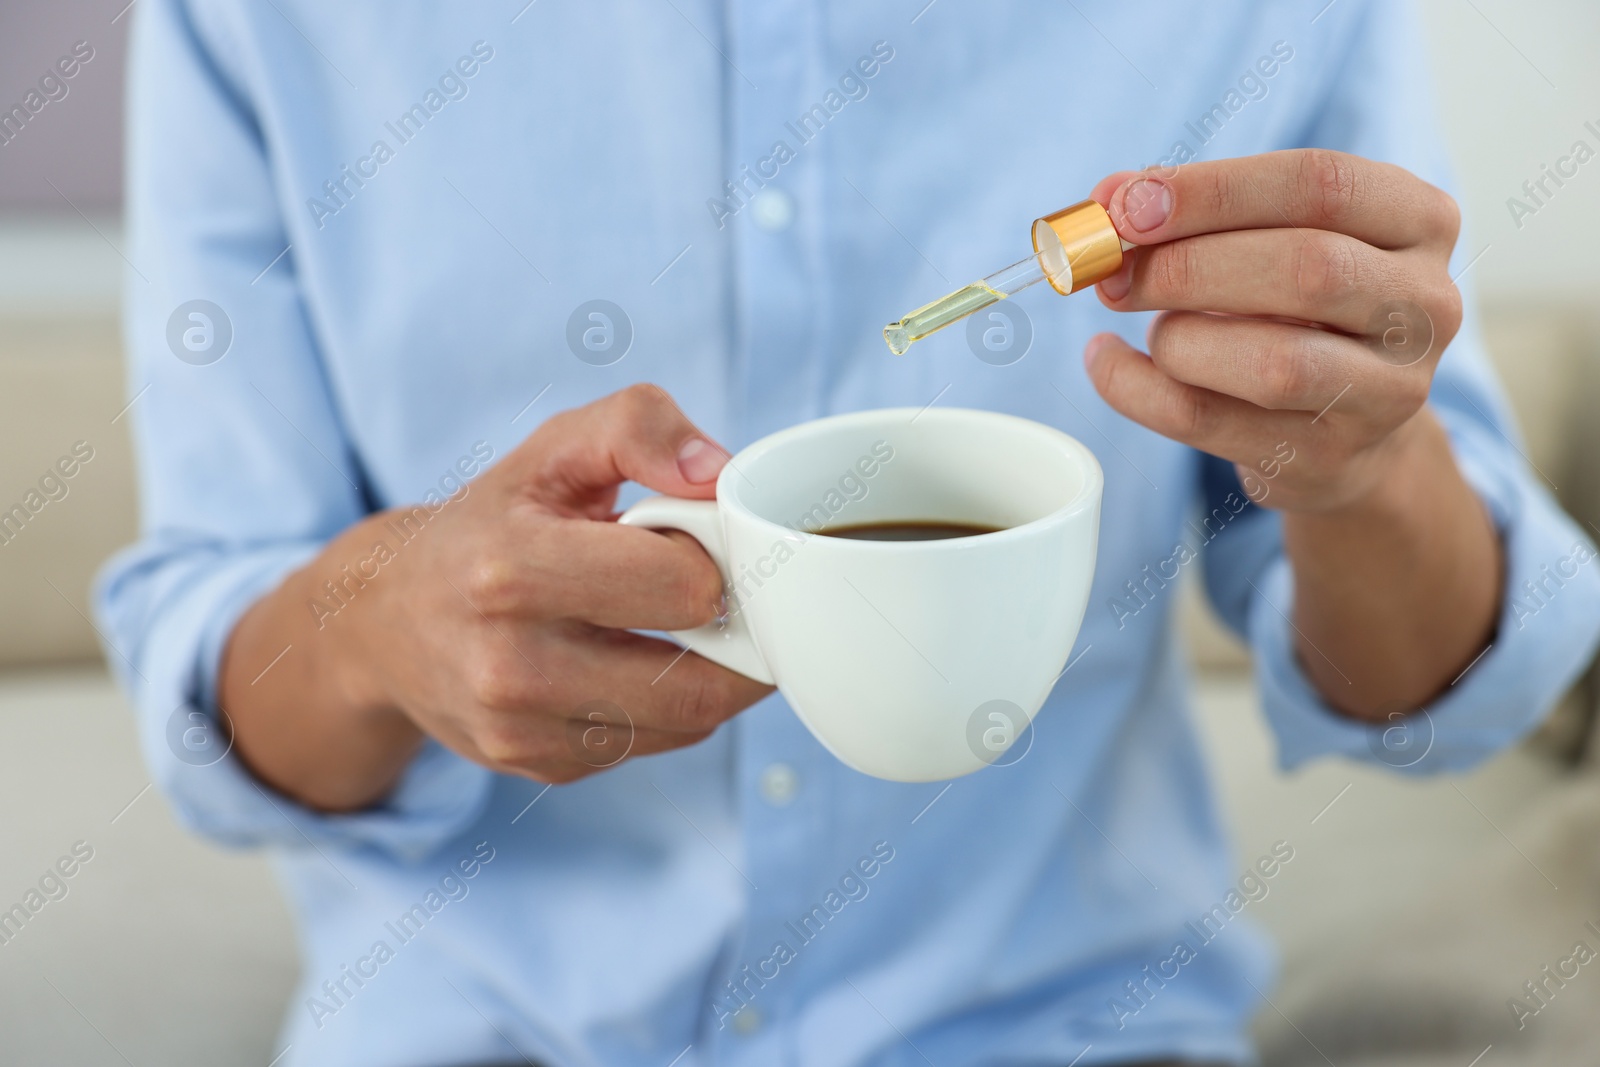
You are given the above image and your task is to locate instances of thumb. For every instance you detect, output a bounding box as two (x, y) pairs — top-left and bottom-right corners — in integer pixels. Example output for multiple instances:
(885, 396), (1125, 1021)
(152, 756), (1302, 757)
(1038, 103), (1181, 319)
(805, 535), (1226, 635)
(510, 384), (730, 509)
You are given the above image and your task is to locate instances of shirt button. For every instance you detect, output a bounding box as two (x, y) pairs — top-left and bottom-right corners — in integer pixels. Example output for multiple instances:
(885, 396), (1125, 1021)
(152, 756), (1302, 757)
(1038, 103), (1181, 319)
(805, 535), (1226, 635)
(758, 763), (799, 806)
(749, 189), (795, 232)
(731, 1006), (764, 1035)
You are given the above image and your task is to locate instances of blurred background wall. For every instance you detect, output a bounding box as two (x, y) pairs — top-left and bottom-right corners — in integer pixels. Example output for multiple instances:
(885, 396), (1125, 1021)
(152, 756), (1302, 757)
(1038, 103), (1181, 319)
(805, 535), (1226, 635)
(0, 0), (125, 211)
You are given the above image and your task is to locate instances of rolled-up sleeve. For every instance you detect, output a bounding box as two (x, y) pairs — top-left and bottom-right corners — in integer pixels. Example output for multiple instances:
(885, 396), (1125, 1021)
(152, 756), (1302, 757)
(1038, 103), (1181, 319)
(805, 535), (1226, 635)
(94, 0), (491, 856)
(1244, 359), (1600, 772)
(1201, 0), (1600, 773)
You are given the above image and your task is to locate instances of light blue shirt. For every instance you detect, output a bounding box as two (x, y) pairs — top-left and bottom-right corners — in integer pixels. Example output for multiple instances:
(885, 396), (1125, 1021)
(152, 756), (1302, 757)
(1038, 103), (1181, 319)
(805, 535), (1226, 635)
(98, 2), (1600, 1065)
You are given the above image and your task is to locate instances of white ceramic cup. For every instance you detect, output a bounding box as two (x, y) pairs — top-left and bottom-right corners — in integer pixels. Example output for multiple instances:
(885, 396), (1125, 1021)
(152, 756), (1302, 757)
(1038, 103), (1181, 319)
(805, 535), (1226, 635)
(618, 407), (1102, 782)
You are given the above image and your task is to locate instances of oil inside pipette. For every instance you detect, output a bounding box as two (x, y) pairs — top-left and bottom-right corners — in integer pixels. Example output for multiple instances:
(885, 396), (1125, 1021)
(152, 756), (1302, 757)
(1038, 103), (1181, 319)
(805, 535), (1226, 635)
(883, 282), (1007, 355)
(883, 251), (1051, 355)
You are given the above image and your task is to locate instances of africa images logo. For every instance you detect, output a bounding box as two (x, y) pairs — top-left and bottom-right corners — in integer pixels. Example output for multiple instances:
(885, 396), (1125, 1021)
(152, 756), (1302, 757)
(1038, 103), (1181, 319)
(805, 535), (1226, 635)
(166, 300), (233, 365)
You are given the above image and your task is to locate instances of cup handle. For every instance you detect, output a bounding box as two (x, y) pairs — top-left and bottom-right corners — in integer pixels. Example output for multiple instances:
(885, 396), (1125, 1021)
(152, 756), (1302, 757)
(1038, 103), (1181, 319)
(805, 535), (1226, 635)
(617, 497), (776, 685)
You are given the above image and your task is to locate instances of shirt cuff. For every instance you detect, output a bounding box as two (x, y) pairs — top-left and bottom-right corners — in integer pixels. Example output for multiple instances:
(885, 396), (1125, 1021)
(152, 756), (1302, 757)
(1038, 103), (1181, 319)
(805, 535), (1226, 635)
(96, 540), (494, 859)
(1249, 423), (1600, 775)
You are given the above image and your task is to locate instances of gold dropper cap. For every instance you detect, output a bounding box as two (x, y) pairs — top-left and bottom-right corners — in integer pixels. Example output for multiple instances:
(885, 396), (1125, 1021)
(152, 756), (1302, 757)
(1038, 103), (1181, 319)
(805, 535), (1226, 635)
(1031, 199), (1124, 295)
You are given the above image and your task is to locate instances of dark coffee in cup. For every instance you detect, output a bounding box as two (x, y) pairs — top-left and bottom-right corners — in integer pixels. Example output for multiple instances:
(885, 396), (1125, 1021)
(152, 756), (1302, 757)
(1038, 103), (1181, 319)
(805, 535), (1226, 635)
(818, 521), (1002, 541)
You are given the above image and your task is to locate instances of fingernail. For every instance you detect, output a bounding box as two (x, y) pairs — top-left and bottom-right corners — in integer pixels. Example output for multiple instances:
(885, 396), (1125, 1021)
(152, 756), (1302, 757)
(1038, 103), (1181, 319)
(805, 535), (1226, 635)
(677, 437), (727, 484)
(1118, 178), (1172, 233)
(1098, 258), (1134, 301)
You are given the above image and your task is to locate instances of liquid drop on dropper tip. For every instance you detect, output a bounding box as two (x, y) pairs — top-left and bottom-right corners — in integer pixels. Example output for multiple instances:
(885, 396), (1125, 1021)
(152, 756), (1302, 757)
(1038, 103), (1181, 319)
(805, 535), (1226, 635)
(883, 323), (912, 355)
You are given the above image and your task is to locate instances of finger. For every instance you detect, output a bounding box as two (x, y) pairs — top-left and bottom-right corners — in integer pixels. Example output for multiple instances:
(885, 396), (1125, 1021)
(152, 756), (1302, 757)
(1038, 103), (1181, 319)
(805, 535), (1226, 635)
(506, 383), (732, 511)
(466, 624), (771, 739)
(431, 641), (726, 782)
(1101, 150), (1459, 252)
(465, 517), (725, 630)
(1101, 228), (1430, 335)
(1084, 332), (1305, 465)
(540, 723), (719, 782)
(1146, 311), (1409, 417)
(473, 722), (722, 785)
(560, 626), (773, 735)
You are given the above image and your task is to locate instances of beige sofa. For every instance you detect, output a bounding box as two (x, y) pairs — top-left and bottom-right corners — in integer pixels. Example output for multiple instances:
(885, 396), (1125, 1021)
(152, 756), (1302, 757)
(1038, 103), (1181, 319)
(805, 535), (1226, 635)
(0, 312), (134, 667)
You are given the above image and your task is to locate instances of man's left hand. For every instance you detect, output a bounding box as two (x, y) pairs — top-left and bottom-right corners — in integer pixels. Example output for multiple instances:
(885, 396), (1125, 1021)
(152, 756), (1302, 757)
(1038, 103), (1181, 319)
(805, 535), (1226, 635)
(1087, 149), (1463, 512)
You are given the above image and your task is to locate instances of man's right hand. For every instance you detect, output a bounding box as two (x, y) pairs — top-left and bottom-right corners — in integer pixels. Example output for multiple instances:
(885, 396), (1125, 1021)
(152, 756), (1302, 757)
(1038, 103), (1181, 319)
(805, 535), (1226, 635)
(220, 384), (773, 812)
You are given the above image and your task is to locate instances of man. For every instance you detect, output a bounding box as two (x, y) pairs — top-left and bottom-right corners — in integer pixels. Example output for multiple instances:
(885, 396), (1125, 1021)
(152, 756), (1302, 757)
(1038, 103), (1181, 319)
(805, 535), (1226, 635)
(97, 1), (1600, 1065)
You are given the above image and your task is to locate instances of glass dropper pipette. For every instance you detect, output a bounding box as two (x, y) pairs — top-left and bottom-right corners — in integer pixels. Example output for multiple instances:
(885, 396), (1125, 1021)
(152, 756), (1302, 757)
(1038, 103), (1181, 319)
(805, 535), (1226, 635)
(883, 198), (1130, 355)
(883, 254), (1052, 355)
